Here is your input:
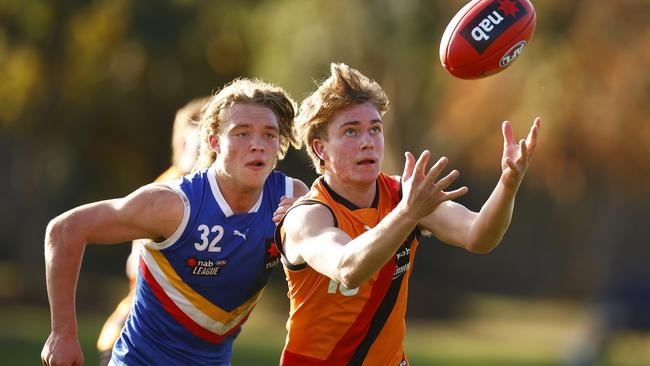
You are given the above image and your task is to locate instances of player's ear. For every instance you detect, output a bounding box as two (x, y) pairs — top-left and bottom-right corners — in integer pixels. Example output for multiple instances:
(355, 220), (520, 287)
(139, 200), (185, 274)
(312, 139), (327, 161)
(208, 134), (220, 154)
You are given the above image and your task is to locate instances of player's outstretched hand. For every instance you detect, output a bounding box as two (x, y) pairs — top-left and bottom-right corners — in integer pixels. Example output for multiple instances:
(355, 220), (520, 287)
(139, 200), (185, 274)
(273, 196), (299, 224)
(400, 150), (468, 221)
(501, 117), (541, 188)
(41, 332), (84, 366)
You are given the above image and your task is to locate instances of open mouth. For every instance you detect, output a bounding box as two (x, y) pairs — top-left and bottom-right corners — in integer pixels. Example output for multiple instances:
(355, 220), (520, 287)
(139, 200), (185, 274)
(356, 159), (376, 166)
(246, 160), (266, 168)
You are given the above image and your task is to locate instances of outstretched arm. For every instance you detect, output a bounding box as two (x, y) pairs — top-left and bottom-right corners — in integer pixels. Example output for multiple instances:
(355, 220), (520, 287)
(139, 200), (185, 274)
(282, 151), (467, 289)
(41, 185), (183, 366)
(420, 117), (541, 253)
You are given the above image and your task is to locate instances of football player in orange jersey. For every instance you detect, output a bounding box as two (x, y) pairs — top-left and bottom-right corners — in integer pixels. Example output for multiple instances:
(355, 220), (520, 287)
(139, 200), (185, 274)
(95, 96), (207, 366)
(275, 63), (541, 365)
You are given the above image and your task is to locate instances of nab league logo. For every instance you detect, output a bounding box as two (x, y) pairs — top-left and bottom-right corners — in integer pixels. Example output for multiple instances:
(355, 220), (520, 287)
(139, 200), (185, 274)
(264, 238), (280, 271)
(185, 256), (227, 276)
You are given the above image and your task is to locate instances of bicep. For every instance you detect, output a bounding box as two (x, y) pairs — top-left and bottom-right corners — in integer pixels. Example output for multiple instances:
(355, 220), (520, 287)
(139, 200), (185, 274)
(283, 204), (351, 279)
(64, 185), (183, 245)
(419, 200), (477, 247)
(297, 228), (352, 278)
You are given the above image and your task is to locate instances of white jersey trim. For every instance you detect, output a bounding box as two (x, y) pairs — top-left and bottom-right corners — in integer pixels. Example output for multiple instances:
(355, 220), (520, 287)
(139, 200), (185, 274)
(208, 166), (264, 217)
(147, 182), (191, 250)
(285, 176), (293, 199)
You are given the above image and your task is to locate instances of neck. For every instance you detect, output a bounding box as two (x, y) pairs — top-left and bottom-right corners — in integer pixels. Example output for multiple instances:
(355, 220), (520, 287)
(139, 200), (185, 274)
(323, 173), (376, 208)
(213, 170), (263, 214)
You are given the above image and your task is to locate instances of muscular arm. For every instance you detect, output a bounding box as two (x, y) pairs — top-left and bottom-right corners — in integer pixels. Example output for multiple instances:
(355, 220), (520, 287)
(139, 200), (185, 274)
(282, 201), (420, 289)
(42, 184), (183, 366)
(418, 179), (518, 253)
(282, 151), (469, 289)
(420, 118), (541, 253)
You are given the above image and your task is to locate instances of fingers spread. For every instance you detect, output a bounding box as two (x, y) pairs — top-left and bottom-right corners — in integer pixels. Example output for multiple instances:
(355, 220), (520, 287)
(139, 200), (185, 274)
(424, 156), (448, 185)
(444, 186), (469, 201)
(413, 150), (431, 178)
(433, 169), (459, 191)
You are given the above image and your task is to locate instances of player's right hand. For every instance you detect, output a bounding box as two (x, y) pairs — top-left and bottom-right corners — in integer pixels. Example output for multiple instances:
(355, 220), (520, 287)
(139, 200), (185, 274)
(400, 151), (468, 221)
(273, 196), (299, 224)
(41, 332), (84, 366)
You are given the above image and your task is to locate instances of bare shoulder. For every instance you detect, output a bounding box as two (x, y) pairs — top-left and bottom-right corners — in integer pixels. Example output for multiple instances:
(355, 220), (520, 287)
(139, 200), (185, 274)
(291, 178), (309, 197)
(117, 183), (185, 238)
(283, 202), (334, 238)
(50, 183), (186, 245)
(282, 202), (337, 265)
(120, 183), (183, 214)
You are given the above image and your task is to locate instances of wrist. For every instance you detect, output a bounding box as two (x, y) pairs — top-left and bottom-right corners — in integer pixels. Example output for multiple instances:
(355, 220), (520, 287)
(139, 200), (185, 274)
(393, 201), (422, 226)
(52, 319), (78, 336)
(499, 172), (522, 193)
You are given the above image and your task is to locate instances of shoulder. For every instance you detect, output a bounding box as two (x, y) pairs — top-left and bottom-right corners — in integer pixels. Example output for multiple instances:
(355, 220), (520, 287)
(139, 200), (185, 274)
(155, 166), (183, 182)
(125, 183), (181, 205)
(122, 183), (185, 219)
(291, 178), (309, 197)
(284, 201), (335, 237)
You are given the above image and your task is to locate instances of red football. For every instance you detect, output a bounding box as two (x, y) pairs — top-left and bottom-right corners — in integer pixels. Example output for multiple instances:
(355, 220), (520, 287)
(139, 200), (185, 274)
(439, 0), (536, 79)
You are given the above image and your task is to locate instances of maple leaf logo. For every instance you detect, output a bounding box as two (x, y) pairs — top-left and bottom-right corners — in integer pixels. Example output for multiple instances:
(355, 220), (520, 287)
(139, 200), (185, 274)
(185, 256), (198, 268)
(267, 243), (279, 257)
(498, 0), (520, 17)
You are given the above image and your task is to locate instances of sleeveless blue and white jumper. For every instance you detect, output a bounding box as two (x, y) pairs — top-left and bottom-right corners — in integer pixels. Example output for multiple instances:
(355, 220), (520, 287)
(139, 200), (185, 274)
(110, 167), (291, 365)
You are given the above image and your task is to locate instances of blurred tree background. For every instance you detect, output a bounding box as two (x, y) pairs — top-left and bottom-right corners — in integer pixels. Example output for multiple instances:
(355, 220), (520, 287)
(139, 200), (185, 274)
(1, 0), (649, 365)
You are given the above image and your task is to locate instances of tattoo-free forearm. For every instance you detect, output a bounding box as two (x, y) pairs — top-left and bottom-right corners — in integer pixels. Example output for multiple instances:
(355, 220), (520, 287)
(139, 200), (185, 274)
(336, 203), (419, 288)
(466, 174), (520, 253)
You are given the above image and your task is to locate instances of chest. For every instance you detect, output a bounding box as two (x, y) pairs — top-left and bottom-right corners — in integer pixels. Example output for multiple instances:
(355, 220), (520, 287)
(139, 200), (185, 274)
(164, 208), (279, 291)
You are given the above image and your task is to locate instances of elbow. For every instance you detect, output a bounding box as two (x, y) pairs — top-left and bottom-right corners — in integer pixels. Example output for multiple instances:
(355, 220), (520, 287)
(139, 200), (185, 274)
(335, 250), (369, 289)
(45, 214), (77, 256)
(340, 273), (362, 290)
(45, 217), (62, 246)
(337, 265), (364, 290)
(335, 251), (366, 289)
(467, 245), (493, 254)
(465, 239), (500, 254)
(45, 217), (65, 254)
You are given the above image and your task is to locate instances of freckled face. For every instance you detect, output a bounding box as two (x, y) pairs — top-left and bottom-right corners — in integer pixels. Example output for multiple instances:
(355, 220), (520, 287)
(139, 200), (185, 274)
(314, 102), (384, 187)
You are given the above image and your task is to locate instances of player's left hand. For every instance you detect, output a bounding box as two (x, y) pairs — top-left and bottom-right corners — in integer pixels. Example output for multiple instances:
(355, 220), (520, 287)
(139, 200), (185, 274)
(501, 117), (541, 188)
(273, 196), (299, 224)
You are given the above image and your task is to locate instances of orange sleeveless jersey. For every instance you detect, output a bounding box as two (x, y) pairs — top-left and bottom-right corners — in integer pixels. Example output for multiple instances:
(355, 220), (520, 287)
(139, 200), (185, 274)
(276, 173), (420, 366)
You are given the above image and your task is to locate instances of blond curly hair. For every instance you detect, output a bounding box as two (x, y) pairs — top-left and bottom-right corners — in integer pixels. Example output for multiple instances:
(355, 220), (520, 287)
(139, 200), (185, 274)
(193, 78), (299, 172)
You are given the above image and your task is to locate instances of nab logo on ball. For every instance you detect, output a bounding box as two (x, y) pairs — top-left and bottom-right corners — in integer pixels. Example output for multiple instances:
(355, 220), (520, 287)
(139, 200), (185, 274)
(460, 0), (528, 53)
(439, 0), (536, 79)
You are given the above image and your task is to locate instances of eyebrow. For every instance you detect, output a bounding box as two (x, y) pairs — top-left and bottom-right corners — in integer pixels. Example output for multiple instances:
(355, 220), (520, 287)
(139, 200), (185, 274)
(338, 119), (383, 129)
(230, 123), (279, 132)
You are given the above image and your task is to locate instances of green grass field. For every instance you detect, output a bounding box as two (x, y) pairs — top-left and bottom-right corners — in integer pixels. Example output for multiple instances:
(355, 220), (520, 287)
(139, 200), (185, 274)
(4, 294), (650, 365)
